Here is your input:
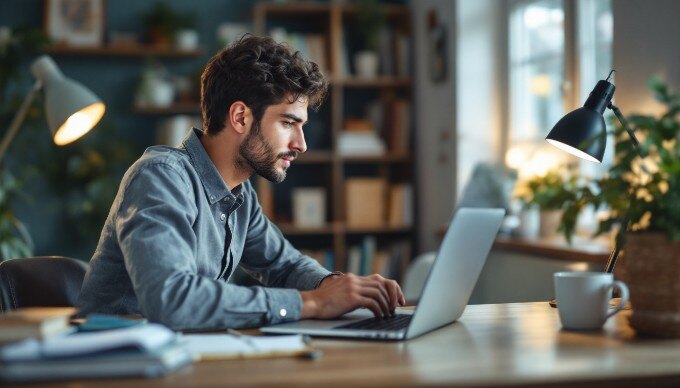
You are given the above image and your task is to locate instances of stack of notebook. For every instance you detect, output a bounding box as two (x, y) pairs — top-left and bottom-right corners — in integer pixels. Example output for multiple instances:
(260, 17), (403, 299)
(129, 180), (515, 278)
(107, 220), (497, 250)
(0, 323), (193, 382)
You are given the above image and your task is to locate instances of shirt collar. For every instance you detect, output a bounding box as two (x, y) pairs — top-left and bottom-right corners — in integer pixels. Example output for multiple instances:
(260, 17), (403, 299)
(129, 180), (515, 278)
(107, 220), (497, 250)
(181, 128), (244, 205)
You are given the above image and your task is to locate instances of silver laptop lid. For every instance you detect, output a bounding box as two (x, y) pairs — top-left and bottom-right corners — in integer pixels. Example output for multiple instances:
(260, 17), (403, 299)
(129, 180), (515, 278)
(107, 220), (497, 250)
(405, 207), (504, 339)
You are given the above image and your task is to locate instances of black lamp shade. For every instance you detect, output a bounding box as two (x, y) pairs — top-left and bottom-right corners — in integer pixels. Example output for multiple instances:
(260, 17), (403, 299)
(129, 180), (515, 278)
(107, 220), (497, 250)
(545, 79), (615, 163)
(545, 107), (606, 163)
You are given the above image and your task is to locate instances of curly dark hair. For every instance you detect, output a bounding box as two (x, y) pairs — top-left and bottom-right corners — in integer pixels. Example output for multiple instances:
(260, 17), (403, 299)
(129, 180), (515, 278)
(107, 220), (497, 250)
(200, 34), (328, 135)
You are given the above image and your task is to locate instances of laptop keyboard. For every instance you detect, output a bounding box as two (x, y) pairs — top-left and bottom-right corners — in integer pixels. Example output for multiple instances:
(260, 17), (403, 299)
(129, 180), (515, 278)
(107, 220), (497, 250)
(336, 314), (412, 331)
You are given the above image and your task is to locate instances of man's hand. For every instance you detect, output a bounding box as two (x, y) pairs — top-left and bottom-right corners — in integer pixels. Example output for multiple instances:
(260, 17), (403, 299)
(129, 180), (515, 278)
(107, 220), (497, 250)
(300, 273), (406, 320)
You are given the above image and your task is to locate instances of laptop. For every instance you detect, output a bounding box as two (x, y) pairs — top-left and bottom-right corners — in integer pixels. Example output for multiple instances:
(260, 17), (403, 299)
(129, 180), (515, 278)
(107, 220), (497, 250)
(261, 207), (505, 341)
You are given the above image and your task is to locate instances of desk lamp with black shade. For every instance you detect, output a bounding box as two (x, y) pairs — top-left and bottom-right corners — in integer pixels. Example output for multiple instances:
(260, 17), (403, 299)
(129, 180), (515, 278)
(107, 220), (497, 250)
(544, 70), (640, 308)
(0, 55), (105, 163)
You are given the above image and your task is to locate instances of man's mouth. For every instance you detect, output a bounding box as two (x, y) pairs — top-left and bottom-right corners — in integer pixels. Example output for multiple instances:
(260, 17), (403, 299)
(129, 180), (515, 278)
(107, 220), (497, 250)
(280, 154), (296, 168)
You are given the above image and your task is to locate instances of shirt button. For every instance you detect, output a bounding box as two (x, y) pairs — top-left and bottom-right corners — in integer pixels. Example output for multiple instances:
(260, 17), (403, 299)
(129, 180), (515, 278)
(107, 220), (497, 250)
(279, 308), (287, 317)
(210, 195), (215, 201)
(220, 213), (226, 222)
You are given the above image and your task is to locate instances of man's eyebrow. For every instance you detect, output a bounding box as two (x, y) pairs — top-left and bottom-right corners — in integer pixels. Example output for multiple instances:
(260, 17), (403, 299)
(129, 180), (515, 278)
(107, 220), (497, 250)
(279, 113), (306, 124)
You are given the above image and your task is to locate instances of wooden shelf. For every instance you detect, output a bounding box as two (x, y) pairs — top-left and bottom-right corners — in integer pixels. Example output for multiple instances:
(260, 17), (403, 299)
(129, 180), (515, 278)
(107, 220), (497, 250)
(278, 223), (340, 236)
(295, 151), (334, 164)
(345, 226), (412, 235)
(46, 45), (204, 57)
(133, 103), (201, 115)
(341, 154), (411, 163)
(254, 2), (415, 276)
(255, 3), (409, 17)
(493, 235), (611, 263)
(278, 222), (412, 236)
(333, 77), (412, 88)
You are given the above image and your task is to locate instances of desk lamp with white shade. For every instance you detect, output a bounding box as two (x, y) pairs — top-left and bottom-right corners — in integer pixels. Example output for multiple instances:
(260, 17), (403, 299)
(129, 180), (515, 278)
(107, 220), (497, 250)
(0, 55), (105, 162)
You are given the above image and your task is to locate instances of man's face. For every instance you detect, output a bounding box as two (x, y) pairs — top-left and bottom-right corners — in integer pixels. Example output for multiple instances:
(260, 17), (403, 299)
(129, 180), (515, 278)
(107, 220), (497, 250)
(238, 96), (308, 183)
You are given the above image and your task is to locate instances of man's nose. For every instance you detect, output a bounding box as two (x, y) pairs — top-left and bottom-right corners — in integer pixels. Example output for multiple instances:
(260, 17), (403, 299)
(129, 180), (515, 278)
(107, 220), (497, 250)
(291, 126), (307, 154)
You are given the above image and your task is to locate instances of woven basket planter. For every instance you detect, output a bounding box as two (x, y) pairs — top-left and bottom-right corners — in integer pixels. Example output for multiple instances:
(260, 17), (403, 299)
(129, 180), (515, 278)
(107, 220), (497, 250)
(622, 232), (680, 338)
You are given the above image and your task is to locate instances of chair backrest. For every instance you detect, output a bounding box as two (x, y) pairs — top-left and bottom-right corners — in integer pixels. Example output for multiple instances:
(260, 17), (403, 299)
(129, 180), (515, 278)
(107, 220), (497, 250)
(0, 256), (88, 312)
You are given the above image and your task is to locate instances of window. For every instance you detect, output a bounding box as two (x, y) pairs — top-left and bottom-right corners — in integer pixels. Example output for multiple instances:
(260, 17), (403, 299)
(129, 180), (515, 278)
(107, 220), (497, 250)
(506, 0), (613, 176)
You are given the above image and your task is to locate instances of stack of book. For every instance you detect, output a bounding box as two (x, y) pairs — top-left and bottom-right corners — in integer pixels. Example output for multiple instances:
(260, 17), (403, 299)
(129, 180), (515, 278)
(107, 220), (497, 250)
(0, 321), (192, 383)
(338, 118), (386, 156)
(346, 237), (411, 280)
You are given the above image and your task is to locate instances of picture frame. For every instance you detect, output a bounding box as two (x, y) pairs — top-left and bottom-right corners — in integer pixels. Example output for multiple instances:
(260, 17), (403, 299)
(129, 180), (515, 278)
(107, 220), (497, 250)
(44, 0), (105, 47)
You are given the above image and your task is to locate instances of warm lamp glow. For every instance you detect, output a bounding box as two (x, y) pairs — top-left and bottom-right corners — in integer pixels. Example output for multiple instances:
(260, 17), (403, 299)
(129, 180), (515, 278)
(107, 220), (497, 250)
(505, 147), (527, 170)
(530, 74), (552, 97)
(546, 138), (601, 163)
(53, 102), (105, 146)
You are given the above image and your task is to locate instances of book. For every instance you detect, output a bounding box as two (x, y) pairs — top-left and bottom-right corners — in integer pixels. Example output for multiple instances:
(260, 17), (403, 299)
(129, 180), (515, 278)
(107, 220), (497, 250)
(361, 236), (377, 276)
(388, 184), (414, 227)
(347, 246), (362, 275)
(0, 307), (75, 343)
(292, 187), (326, 227)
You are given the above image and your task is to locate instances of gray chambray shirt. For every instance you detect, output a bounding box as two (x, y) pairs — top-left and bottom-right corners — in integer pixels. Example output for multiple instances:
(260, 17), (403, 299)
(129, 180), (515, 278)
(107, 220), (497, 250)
(77, 128), (330, 330)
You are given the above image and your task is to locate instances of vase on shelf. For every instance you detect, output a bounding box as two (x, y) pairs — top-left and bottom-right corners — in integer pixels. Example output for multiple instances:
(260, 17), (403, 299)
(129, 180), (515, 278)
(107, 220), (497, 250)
(354, 51), (379, 78)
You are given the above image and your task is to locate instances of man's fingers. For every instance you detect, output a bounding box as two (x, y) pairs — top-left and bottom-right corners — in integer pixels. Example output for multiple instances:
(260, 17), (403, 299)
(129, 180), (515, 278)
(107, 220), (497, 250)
(385, 280), (399, 311)
(361, 278), (390, 307)
(357, 296), (382, 319)
(359, 286), (390, 318)
(398, 285), (406, 306)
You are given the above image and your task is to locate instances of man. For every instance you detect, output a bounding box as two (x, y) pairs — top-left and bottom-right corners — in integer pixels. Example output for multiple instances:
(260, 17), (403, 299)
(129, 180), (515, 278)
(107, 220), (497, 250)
(77, 35), (405, 330)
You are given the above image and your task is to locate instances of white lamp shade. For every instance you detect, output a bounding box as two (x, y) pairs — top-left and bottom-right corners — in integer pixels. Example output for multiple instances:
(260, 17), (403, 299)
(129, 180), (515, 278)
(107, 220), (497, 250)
(30, 56), (105, 145)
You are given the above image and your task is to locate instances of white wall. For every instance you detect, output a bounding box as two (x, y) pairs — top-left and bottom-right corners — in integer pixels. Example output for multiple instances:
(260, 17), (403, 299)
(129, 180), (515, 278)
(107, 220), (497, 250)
(411, 0), (504, 252)
(613, 0), (680, 114)
(411, 0), (457, 252)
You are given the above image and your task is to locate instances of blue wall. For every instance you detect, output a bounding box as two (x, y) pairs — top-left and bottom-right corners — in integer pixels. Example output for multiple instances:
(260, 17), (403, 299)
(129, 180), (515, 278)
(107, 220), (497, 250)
(0, 0), (256, 259)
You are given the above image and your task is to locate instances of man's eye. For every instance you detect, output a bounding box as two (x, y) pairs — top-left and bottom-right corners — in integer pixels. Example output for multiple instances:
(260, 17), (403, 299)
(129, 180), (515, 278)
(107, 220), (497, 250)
(283, 121), (294, 128)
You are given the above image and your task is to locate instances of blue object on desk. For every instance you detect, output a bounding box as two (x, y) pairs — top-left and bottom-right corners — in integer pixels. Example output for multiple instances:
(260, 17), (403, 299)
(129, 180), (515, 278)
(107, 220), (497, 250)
(78, 314), (148, 332)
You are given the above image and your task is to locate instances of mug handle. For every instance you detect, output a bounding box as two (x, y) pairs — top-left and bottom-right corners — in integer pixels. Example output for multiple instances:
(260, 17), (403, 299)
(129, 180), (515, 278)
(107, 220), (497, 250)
(606, 280), (630, 318)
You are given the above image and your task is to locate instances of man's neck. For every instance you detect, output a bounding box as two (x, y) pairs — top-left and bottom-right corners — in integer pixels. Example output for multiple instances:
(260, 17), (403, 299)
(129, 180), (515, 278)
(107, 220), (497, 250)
(199, 130), (250, 190)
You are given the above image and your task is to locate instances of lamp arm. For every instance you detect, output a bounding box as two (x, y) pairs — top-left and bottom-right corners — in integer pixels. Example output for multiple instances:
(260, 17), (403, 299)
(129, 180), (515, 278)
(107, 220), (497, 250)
(608, 102), (640, 149)
(0, 81), (42, 164)
(601, 103), (642, 274)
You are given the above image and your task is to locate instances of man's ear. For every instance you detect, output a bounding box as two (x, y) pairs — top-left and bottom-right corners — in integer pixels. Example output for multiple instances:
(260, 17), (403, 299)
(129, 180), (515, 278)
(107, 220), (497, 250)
(228, 101), (252, 134)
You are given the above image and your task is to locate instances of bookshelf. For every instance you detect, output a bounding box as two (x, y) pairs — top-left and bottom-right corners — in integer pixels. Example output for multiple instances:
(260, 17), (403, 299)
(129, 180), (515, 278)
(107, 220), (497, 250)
(254, 2), (415, 281)
(46, 44), (204, 58)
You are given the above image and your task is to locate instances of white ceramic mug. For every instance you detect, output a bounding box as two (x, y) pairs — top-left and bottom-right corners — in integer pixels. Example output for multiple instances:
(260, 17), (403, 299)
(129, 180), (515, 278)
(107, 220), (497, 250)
(554, 272), (629, 330)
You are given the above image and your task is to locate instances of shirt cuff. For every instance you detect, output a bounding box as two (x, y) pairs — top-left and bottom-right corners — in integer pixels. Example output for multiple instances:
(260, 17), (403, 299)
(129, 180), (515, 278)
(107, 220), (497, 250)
(315, 271), (344, 289)
(263, 287), (302, 325)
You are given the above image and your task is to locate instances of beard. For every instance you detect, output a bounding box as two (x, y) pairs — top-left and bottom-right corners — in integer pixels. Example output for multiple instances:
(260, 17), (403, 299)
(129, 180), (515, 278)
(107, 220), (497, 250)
(238, 120), (298, 184)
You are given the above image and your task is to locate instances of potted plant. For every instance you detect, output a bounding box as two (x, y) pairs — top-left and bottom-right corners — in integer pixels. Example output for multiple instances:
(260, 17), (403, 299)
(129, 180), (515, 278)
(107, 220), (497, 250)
(353, 0), (386, 78)
(0, 27), (48, 261)
(560, 78), (680, 337)
(142, 3), (194, 48)
(513, 169), (578, 238)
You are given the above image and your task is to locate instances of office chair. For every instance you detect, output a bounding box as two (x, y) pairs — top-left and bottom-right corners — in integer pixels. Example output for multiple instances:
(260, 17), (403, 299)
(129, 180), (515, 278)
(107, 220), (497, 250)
(0, 256), (88, 312)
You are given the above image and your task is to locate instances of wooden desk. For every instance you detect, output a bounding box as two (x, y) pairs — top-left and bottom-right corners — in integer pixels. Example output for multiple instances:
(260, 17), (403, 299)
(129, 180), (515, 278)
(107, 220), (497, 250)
(42, 303), (680, 387)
